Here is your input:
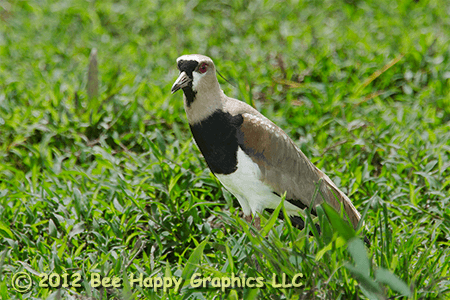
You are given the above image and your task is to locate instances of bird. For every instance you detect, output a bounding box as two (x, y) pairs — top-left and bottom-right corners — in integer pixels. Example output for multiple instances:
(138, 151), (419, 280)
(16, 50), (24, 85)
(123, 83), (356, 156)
(171, 54), (363, 234)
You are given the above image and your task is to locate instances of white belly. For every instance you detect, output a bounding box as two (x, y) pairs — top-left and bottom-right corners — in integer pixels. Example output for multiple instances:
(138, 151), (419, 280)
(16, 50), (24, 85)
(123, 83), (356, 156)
(215, 148), (301, 216)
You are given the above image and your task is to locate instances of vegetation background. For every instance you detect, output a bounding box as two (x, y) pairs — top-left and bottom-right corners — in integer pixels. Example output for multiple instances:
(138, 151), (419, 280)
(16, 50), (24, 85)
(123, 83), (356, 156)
(1, 0), (449, 299)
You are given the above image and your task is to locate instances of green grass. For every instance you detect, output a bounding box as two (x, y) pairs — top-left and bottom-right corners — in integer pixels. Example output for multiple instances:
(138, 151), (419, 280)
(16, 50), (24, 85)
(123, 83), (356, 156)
(1, 0), (450, 299)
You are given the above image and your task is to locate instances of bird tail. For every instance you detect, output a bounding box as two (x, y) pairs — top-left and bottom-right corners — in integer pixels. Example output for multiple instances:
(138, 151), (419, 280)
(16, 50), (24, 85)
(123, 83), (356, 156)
(317, 171), (361, 230)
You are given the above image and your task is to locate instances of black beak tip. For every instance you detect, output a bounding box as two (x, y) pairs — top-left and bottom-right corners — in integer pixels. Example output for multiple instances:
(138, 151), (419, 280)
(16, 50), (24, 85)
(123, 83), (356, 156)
(171, 86), (179, 94)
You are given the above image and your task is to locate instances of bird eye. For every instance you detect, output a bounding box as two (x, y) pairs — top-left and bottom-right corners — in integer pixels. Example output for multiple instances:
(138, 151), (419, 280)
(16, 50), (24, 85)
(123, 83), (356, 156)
(198, 63), (208, 74)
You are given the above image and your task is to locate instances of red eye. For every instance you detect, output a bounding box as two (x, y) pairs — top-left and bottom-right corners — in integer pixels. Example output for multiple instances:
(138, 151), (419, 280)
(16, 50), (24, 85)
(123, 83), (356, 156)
(198, 63), (208, 73)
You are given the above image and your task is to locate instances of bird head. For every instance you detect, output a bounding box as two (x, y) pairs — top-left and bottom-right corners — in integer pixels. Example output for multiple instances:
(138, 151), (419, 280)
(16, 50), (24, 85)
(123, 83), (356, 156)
(171, 54), (217, 95)
(171, 54), (224, 122)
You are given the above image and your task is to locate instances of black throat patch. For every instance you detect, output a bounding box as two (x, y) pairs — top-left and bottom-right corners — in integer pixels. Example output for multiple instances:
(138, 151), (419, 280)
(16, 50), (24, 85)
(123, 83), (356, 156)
(189, 110), (244, 175)
(178, 60), (199, 107)
(182, 86), (196, 107)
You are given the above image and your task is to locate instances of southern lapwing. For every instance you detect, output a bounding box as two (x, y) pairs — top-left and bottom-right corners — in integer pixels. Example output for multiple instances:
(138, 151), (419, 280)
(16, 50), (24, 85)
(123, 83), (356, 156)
(171, 54), (362, 234)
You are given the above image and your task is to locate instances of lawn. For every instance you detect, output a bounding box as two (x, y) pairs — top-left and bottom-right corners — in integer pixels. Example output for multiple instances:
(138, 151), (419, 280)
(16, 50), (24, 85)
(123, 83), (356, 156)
(1, 0), (449, 299)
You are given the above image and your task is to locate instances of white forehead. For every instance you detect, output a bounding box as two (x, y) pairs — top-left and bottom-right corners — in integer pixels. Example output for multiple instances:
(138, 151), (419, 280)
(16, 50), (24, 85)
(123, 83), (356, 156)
(176, 54), (214, 65)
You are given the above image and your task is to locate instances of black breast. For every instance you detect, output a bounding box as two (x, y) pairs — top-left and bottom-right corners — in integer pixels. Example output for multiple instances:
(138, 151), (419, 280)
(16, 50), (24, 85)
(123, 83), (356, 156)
(189, 110), (244, 175)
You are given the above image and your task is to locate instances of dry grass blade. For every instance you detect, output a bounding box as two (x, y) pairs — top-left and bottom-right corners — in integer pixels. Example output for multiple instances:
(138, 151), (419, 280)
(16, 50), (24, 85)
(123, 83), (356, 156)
(353, 54), (404, 97)
(87, 48), (99, 100)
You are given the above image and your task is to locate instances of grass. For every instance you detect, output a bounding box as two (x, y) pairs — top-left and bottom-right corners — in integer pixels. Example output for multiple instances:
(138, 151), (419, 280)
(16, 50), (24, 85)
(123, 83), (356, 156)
(1, 0), (449, 299)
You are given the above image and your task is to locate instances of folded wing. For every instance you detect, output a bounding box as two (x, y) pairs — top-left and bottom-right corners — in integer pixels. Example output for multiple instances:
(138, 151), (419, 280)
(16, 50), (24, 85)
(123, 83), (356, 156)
(236, 112), (361, 229)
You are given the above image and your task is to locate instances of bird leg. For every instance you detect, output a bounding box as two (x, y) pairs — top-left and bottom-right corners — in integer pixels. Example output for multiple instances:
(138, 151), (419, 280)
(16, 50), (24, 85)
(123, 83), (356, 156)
(242, 214), (262, 272)
(244, 214), (252, 224)
(244, 214), (261, 230)
(253, 216), (261, 230)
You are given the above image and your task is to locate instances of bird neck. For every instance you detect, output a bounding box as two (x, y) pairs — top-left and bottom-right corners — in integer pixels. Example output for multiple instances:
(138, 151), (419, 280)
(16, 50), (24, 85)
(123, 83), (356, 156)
(184, 86), (225, 124)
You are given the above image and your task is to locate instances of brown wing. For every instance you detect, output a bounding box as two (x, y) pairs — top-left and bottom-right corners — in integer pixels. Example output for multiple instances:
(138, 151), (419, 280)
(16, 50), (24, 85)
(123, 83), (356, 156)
(236, 112), (361, 229)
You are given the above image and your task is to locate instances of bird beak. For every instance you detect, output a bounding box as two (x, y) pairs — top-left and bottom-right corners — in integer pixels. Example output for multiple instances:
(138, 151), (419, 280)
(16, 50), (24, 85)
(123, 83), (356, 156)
(171, 71), (192, 94)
